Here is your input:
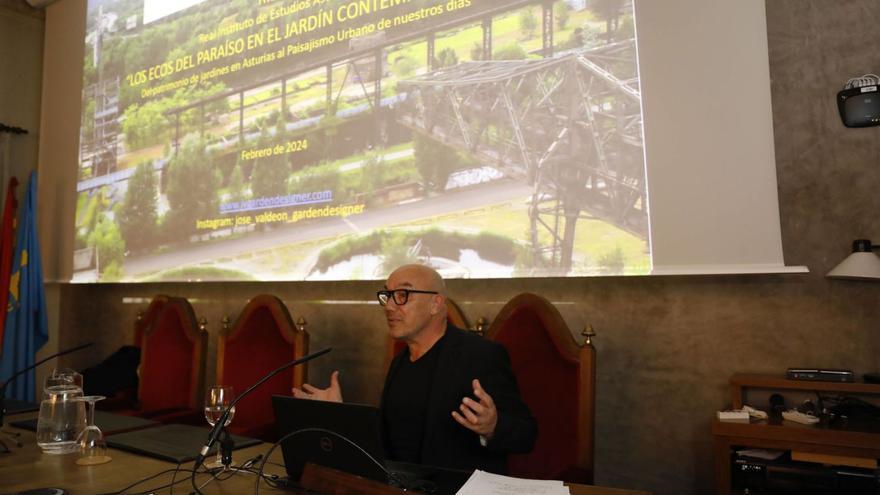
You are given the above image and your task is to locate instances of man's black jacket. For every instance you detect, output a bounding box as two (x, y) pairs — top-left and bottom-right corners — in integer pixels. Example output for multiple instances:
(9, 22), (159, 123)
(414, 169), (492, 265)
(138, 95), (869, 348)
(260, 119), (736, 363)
(380, 325), (537, 474)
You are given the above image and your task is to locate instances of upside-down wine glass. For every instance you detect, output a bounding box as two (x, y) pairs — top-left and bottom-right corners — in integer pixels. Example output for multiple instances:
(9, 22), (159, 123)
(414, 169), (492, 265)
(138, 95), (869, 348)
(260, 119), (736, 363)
(75, 395), (111, 465)
(204, 385), (235, 469)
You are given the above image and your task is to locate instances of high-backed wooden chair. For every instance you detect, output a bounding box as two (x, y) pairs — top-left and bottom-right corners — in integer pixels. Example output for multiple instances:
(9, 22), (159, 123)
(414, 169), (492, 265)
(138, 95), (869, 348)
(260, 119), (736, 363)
(133, 294), (173, 347)
(217, 295), (308, 441)
(486, 293), (595, 484)
(385, 298), (470, 371)
(134, 296), (207, 424)
(98, 294), (174, 411)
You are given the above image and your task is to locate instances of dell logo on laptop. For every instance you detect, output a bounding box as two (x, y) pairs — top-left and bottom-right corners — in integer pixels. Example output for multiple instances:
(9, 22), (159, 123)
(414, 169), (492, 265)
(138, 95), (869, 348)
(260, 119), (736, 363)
(320, 436), (333, 452)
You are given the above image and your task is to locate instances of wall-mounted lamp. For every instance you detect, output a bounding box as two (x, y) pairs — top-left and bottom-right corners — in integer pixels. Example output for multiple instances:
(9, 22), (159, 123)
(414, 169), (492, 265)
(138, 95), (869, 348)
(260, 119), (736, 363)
(826, 239), (880, 280)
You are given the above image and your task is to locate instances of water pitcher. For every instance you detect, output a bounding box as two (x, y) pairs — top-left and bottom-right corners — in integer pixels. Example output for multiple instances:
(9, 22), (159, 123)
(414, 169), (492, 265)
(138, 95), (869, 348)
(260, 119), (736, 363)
(36, 369), (86, 454)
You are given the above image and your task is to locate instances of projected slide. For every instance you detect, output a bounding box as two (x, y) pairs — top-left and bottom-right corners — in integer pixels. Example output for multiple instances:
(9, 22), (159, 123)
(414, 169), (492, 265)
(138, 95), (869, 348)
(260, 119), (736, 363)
(75, 0), (649, 282)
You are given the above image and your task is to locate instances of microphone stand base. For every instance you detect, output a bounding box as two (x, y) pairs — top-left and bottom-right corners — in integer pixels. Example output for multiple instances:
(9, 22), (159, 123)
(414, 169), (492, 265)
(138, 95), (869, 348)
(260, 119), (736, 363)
(204, 426), (235, 470)
(220, 427), (234, 469)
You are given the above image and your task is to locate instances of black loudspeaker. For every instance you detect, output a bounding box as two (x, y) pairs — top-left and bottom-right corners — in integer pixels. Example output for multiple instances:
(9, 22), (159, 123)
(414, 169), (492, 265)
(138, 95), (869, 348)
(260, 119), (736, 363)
(837, 85), (880, 127)
(769, 393), (786, 414)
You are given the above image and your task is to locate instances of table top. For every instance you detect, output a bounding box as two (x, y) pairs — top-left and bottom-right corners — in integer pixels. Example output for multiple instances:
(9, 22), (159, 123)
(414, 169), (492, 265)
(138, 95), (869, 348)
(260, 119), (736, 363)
(0, 412), (275, 494)
(0, 411), (649, 495)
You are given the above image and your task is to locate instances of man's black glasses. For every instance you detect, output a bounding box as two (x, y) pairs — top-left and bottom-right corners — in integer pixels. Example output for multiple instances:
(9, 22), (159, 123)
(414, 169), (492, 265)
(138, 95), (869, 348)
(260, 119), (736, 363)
(377, 289), (439, 306)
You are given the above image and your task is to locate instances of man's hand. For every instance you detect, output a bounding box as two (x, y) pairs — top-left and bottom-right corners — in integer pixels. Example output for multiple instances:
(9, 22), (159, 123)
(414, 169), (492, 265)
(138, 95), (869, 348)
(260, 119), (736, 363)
(292, 370), (343, 403)
(451, 379), (497, 439)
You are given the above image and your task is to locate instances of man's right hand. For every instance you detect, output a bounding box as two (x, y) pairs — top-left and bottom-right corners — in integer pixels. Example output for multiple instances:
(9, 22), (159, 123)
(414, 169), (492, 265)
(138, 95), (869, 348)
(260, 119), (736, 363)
(292, 370), (343, 402)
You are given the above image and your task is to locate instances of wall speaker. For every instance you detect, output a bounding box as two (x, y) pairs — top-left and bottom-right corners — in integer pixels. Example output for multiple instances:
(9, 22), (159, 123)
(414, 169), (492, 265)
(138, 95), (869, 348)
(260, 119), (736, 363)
(838, 75), (880, 127)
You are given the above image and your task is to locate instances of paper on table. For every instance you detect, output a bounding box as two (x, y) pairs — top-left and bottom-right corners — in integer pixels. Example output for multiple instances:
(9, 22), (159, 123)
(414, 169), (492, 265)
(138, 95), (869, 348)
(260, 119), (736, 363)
(456, 470), (570, 495)
(736, 448), (784, 461)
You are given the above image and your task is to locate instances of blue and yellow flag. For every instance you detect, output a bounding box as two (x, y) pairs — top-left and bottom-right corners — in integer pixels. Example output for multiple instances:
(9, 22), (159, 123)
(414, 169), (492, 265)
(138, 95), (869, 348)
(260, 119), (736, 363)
(0, 171), (48, 402)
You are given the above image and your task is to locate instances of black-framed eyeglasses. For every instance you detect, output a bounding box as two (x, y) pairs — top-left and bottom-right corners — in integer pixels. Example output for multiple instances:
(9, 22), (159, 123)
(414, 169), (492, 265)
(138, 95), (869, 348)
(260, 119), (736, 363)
(377, 289), (439, 306)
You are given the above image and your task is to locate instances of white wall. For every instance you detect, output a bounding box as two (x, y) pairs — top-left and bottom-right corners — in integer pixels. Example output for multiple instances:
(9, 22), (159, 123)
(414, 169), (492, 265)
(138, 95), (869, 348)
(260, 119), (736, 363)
(0, 4), (43, 195)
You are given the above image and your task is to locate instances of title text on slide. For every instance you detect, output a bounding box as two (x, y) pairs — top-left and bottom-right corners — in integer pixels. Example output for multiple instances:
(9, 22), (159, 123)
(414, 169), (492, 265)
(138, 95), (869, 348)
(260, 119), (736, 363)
(128, 0), (412, 87)
(126, 0), (471, 94)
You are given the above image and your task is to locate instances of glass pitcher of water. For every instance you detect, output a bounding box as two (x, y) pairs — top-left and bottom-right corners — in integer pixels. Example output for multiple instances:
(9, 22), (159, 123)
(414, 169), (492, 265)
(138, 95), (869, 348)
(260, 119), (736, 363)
(36, 369), (86, 454)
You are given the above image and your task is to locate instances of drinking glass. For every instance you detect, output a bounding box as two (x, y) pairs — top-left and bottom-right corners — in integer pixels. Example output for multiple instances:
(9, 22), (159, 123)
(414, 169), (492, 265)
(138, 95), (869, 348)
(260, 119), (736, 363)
(204, 386), (235, 469)
(75, 395), (111, 465)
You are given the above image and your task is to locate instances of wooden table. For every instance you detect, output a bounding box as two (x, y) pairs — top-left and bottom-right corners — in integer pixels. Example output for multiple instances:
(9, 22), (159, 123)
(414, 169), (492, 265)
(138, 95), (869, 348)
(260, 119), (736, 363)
(1, 411), (649, 495)
(713, 374), (880, 495)
(0, 410), (279, 494)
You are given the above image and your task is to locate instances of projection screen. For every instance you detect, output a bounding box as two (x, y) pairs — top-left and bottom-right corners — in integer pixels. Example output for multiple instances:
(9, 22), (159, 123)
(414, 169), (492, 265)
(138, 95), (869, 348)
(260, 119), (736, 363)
(72, 0), (651, 282)
(69, 0), (804, 282)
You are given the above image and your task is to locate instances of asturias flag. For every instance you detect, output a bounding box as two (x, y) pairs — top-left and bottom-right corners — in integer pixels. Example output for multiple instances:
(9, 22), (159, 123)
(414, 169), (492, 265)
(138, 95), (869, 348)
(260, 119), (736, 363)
(0, 171), (48, 402)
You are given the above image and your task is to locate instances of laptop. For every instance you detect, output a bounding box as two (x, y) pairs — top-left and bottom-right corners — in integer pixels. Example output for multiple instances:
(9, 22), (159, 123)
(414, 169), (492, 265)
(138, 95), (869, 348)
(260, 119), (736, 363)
(271, 396), (471, 494)
(271, 395), (388, 482)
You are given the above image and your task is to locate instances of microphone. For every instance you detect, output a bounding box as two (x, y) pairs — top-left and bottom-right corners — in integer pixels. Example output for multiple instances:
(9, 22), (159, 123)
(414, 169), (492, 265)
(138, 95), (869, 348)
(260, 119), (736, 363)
(0, 342), (94, 425)
(192, 347), (331, 471)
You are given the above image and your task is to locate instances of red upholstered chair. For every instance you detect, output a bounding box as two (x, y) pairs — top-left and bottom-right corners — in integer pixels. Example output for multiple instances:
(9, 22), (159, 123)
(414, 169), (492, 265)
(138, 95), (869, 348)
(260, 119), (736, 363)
(134, 294), (173, 348)
(133, 297), (207, 424)
(99, 294), (173, 411)
(486, 293), (596, 484)
(216, 295), (308, 441)
(385, 298), (470, 371)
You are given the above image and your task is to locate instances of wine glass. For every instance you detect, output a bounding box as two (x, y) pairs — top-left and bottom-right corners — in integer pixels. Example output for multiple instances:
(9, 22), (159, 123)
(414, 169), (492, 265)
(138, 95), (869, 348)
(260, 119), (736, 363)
(204, 386), (235, 469)
(75, 395), (111, 465)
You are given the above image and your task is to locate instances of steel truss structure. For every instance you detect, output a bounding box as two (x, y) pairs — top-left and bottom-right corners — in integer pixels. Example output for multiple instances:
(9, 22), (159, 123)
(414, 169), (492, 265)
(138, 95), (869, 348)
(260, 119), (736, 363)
(396, 40), (646, 274)
(81, 76), (121, 178)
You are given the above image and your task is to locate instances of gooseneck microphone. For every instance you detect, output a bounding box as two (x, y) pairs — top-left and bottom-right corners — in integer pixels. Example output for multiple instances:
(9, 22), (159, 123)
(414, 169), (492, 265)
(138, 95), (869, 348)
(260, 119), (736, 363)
(0, 342), (94, 425)
(192, 347), (332, 471)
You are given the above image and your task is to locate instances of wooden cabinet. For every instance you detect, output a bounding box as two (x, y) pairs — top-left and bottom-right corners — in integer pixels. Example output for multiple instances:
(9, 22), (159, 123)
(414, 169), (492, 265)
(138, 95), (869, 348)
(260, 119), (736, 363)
(713, 374), (880, 495)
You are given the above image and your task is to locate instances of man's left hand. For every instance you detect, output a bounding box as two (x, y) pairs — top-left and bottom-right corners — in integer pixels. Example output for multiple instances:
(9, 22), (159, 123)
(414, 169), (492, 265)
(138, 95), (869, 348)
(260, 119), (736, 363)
(452, 379), (497, 440)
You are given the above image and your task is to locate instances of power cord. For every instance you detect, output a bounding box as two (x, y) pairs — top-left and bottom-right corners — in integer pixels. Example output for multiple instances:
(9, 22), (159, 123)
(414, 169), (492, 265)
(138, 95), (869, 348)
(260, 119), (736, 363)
(96, 466), (198, 495)
(186, 454), (271, 494)
(254, 427), (392, 494)
(169, 462), (182, 495)
(189, 461), (210, 495)
(99, 453), (268, 495)
(103, 432), (437, 495)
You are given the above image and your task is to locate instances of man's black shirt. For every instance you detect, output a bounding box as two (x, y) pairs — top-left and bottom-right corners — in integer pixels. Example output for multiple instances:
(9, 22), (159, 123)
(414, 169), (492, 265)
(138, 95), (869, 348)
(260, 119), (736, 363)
(383, 332), (447, 463)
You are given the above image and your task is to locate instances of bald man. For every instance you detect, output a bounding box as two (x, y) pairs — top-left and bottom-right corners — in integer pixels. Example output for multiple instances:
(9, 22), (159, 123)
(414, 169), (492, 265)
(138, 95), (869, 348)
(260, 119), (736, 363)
(294, 264), (536, 474)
